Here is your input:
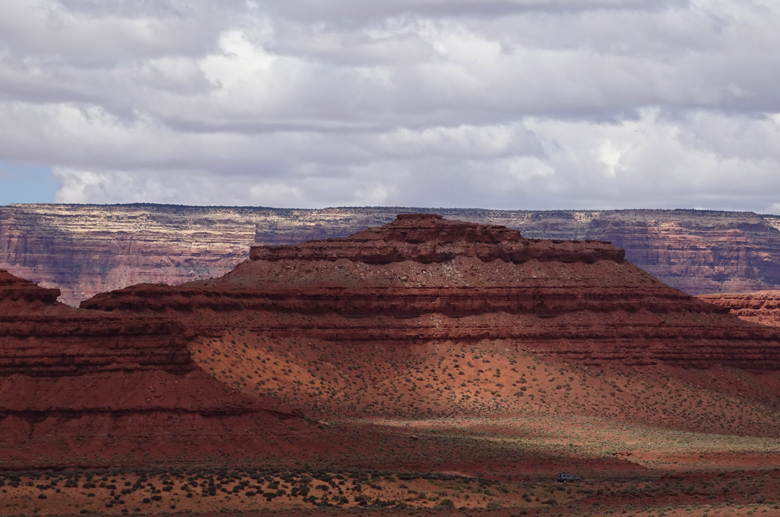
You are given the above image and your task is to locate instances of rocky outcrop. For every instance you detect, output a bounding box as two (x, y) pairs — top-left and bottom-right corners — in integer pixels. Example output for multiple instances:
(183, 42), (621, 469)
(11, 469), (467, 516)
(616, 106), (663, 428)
(84, 215), (780, 372)
(0, 269), (60, 306)
(249, 214), (626, 264)
(7, 214), (779, 470)
(0, 271), (194, 377)
(0, 269), (333, 469)
(700, 291), (780, 327)
(2, 204), (780, 304)
(81, 215), (780, 436)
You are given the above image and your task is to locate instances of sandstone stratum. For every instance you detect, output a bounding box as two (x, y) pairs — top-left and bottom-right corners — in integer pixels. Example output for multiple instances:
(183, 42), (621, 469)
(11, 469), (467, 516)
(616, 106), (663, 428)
(2, 214), (780, 515)
(82, 214), (780, 438)
(0, 269), (351, 469)
(2, 204), (780, 305)
(700, 291), (780, 327)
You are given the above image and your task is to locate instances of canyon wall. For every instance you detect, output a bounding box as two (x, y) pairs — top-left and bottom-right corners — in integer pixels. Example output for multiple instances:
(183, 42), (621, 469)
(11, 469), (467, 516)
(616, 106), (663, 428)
(2, 204), (780, 304)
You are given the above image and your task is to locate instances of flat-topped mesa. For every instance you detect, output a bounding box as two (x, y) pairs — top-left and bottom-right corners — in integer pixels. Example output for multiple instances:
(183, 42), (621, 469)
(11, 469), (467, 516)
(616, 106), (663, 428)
(0, 270), (193, 377)
(0, 269), (331, 469)
(0, 269), (60, 306)
(71, 215), (780, 433)
(82, 215), (780, 374)
(249, 214), (625, 264)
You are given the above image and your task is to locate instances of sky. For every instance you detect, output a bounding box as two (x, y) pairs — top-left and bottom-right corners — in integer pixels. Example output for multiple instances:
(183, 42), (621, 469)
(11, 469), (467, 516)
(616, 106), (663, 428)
(0, 0), (779, 212)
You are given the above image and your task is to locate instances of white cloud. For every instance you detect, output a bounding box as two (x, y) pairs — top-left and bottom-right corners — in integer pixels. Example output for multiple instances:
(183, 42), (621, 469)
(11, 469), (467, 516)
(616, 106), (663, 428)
(1, 0), (780, 212)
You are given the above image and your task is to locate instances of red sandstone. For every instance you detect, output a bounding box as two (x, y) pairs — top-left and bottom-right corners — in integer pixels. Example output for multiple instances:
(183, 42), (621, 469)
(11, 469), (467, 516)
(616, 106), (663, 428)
(79, 215), (780, 438)
(3, 214), (780, 472)
(0, 269), (338, 469)
(700, 291), (780, 327)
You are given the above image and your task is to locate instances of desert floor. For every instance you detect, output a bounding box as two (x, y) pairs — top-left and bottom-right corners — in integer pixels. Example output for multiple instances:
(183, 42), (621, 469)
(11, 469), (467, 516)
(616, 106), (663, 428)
(2, 414), (778, 517)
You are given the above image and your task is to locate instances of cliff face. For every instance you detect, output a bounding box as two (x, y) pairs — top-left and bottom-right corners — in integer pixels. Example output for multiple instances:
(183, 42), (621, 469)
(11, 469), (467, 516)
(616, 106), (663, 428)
(83, 215), (780, 436)
(0, 204), (257, 305)
(7, 215), (779, 471)
(765, 215), (780, 233)
(0, 269), (333, 469)
(83, 214), (780, 371)
(2, 204), (780, 305)
(700, 291), (780, 327)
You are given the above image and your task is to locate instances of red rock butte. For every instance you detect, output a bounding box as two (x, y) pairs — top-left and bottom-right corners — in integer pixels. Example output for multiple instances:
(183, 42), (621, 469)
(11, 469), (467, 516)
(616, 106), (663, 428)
(85, 214), (780, 370)
(248, 213), (626, 264)
(0, 269), (347, 469)
(76, 214), (780, 438)
(2, 214), (780, 514)
(4, 204), (780, 306)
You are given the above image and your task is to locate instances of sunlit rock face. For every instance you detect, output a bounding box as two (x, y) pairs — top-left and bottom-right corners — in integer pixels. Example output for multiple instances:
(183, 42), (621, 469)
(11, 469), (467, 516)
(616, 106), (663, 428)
(701, 291), (780, 327)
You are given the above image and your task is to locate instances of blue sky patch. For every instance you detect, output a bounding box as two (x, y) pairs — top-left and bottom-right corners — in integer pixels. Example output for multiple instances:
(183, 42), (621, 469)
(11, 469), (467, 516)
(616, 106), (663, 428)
(0, 161), (57, 205)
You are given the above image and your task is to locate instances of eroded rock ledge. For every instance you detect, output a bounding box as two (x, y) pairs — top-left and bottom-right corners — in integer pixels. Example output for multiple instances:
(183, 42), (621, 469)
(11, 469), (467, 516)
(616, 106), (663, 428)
(0, 270), (60, 305)
(700, 291), (780, 327)
(250, 214), (625, 264)
(0, 269), (329, 469)
(84, 215), (780, 371)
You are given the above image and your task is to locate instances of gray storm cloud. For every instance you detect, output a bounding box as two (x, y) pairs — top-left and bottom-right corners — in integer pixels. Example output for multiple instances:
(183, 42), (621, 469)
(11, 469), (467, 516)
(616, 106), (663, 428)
(0, 0), (779, 211)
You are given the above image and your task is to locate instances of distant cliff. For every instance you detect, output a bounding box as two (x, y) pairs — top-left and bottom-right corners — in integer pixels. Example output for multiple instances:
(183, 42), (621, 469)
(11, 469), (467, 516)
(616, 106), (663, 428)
(1, 204), (779, 305)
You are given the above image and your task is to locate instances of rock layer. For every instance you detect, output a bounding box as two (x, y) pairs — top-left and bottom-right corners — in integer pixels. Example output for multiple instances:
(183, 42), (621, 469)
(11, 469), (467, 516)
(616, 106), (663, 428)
(84, 214), (780, 372)
(8, 215), (780, 471)
(700, 291), (780, 327)
(3, 204), (780, 304)
(0, 269), (333, 469)
(249, 214), (626, 264)
(81, 215), (780, 438)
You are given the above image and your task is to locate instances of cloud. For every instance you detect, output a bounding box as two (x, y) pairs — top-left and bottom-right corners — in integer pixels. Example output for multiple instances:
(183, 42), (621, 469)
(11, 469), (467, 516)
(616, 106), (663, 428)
(1, 0), (779, 211)
(266, 0), (689, 25)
